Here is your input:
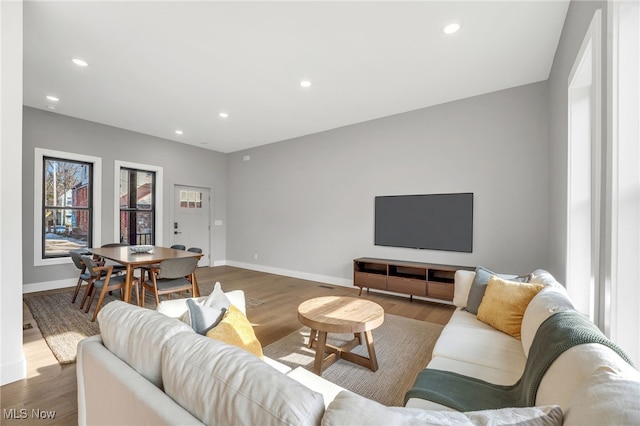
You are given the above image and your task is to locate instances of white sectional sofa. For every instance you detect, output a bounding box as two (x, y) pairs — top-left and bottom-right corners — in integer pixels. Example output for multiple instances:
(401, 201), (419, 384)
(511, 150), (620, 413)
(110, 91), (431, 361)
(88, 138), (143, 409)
(77, 271), (640, 425)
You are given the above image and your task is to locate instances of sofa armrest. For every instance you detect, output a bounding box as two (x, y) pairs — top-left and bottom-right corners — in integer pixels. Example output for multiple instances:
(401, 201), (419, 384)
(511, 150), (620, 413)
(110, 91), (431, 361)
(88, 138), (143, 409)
(453, 270), (476, 308)
(77, 336), (203, 426)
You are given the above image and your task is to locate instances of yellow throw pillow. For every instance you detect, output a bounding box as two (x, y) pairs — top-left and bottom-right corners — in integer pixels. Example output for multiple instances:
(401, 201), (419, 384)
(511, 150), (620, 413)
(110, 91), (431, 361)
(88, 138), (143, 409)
(477, 276), (544, 339)
(205, 305), (263, 358)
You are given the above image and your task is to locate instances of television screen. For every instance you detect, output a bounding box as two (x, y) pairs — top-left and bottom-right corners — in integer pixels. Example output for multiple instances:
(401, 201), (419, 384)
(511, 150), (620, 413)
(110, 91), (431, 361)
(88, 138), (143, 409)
(374, 193), (473, 252)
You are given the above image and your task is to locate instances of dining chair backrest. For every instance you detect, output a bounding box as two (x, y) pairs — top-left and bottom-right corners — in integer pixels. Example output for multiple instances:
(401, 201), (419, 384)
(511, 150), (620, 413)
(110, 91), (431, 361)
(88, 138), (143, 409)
(70, 251), (85, 270)
(81, 255), (103, 278)
(157, 257), (198, 279)
(170, 244), (186, 251)
(187, 247), (202, 254)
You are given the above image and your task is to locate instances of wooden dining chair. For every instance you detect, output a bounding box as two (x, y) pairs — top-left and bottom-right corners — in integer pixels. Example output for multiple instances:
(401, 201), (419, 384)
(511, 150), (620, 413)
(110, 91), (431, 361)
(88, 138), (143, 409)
(80, 255), (139, 321)
(140, 257), (198, 307)
(70, 250), (92, 304)
(140, 244), (187, 283)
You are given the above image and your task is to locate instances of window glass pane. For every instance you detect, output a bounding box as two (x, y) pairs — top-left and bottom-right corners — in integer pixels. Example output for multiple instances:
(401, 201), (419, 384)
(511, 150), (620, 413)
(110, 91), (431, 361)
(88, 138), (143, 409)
(136, 211), (153, 245)
(44, 208), (88, 257)
(44, 159), (90, 208)
(120, 169), (130, 208)
(136, 171), (153, 210)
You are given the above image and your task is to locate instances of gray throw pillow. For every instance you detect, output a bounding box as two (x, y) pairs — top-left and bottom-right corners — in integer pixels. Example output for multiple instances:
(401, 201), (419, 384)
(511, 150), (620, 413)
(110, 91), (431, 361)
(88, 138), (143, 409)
(464, 266), (532, 315)
(186, 299), (227, 335)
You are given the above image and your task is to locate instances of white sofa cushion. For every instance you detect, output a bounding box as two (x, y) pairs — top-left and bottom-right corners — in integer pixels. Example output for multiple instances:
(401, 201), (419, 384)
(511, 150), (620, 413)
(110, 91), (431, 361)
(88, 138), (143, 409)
(162, 332), (325, 426)
(520, 286), (574, 356)
(427, 356), (522, 386)
(432, 309), (526, 378)
(323, 391), (563, 426)
(97, 300), (193, 389)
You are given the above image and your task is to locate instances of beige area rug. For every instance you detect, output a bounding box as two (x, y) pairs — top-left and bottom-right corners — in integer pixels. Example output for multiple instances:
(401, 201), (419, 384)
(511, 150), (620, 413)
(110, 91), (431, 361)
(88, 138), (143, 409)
(23, 287), (264, 365)
(263, 314), (444, 407)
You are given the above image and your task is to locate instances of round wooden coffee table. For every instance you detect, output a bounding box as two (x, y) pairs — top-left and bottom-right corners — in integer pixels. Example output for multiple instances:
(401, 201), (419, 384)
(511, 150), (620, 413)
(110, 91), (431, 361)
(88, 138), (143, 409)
(297, 296), (384, 375)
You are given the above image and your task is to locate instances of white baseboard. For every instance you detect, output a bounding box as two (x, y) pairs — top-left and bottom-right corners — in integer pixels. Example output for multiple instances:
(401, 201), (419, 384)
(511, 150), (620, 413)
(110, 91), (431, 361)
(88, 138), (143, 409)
(22, 278), (76, 294)
(225, 261), (352, 287)
(1, 357), (26, 386)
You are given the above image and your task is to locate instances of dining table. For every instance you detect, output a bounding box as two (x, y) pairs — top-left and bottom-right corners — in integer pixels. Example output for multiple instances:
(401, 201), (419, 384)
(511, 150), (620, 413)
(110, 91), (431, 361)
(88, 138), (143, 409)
(87, 245), (203, 304)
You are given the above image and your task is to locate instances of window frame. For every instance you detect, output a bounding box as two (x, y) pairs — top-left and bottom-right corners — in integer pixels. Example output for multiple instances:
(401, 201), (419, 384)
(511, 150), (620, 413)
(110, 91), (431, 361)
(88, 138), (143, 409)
(34, 148), (102, 266)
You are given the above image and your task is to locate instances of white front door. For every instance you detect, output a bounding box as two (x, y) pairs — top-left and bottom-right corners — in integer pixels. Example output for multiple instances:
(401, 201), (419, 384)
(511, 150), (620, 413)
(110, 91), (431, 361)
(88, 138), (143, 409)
(173, 185), (211, 267)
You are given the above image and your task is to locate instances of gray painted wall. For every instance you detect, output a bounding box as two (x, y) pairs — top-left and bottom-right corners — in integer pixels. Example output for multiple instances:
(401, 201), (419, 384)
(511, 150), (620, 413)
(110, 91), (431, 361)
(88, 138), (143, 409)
(547, 1), (606, 283)
(227, 81), (550, 281)
(22, 107), (228, 285)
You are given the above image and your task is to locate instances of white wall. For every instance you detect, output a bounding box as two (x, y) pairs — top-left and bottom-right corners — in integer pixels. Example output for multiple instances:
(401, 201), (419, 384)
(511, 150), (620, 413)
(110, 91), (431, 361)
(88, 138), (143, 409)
(227, 82), (550, 284)
(1, 0), (26, 385)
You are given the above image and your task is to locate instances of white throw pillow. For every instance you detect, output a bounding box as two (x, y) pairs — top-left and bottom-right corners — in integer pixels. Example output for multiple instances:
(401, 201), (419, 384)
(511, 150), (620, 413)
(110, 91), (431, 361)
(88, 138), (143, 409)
(321, 391), (563, 426)
(97, 300), (193, 389)
(179, 282), (231, 331)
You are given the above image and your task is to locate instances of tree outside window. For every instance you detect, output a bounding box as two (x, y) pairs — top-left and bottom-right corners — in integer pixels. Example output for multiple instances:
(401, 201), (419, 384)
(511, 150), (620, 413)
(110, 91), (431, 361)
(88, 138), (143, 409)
(42, 157), (92, 258)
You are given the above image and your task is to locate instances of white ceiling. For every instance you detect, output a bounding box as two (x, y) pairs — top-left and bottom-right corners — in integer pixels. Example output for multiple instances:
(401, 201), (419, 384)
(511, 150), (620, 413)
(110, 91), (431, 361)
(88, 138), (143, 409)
(23, 1), (569, 154)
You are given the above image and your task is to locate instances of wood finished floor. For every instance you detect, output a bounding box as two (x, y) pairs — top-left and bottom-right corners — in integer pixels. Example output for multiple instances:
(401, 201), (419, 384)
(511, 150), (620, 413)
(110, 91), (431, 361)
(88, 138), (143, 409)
(1, 266), (454, 425)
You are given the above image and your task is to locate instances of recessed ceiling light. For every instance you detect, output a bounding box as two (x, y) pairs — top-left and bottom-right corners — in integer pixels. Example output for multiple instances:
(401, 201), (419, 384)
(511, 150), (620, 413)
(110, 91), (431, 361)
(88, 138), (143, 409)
(300, 80), (312, 88)
(443, 22), (461, 35)
(46, 95), (60, 102)
(72, 58), (89, 67)
(219, 112), (229, 119)
(175, 130), (183, 135)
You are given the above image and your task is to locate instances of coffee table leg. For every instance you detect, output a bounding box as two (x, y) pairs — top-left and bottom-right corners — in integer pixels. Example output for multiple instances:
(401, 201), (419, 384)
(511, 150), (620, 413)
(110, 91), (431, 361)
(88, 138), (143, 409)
(313, 331), (328, 375)
(308, 329), (317, 348)
(364, 330), (378, 372)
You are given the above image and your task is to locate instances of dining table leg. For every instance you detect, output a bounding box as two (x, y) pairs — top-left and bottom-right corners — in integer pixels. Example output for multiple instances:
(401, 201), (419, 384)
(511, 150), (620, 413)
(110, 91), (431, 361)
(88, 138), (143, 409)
(124, 264), (135, 304)
(192, 272), (200, 297)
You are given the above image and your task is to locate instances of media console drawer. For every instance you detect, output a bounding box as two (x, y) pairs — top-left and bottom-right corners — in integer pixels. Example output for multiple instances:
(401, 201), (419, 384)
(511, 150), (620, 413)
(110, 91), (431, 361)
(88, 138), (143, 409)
(387, 276), (427, 296)
(354, 271), (387, 290)
(428, 281), (454, 300)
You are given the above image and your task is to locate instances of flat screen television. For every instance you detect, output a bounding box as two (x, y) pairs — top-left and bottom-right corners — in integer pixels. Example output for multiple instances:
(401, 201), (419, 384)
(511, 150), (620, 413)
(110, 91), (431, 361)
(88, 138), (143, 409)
(374, 193), (473, 252)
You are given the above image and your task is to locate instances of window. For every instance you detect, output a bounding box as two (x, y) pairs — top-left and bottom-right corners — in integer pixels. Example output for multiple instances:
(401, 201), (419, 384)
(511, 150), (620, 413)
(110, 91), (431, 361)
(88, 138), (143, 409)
(34, 148), (102, 266)
(120, 168), (156, 245)
(607, 0), (640, 366)
(42, 157), (92, 257)
(566, 10), (602, 322)
(114, 160), (163, 246)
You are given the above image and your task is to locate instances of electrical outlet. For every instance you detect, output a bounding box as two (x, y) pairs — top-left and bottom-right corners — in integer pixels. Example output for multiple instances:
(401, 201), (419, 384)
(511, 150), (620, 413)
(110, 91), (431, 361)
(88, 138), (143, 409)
(254, 253), (258, 260)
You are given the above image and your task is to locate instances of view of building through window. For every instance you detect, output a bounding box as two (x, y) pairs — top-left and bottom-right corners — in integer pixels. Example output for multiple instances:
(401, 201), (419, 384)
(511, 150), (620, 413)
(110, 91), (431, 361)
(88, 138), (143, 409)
(42, 157), (92, 258)
(120, 168), (155, 245)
